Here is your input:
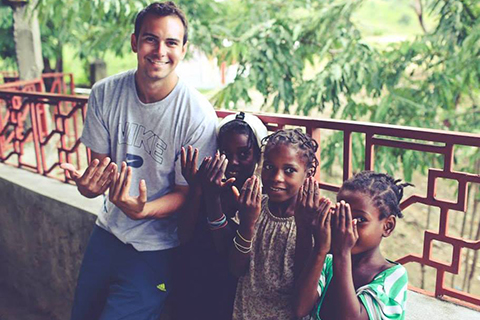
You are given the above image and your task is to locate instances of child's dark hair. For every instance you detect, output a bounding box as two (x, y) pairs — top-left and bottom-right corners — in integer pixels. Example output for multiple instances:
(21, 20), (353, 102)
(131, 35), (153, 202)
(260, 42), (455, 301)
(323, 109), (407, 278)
(262, 128), (319, 175)
(134, 2), (188, 44)
(340, 171), (413, 219)
(218, 121), (261, 159)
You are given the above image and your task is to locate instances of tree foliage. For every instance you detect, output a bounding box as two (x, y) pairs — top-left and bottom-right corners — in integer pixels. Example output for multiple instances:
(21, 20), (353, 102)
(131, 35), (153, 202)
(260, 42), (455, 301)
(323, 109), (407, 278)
(0, 3), (16, 68)
(0, 0), (478, 180)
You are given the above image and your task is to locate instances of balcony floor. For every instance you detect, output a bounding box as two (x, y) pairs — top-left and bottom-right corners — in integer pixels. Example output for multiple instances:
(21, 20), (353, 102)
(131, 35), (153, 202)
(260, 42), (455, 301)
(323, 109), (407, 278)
(408, 291), (479, 320)
(1, 285), (479, 320)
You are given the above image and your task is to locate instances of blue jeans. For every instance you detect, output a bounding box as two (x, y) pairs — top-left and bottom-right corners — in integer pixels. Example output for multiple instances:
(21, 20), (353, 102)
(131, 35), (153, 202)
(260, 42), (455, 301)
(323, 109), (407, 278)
(70, 225), (173, 320)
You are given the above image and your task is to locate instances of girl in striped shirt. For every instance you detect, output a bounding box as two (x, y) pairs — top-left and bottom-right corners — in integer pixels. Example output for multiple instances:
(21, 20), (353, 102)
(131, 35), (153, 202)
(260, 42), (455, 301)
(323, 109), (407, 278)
(294, 171), (412, 320)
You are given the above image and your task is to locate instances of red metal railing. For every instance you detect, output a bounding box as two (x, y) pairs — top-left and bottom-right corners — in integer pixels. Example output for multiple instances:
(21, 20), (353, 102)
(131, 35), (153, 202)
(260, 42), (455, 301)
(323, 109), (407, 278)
(0, 90), (88, 178)
(0, 88), (479, 310)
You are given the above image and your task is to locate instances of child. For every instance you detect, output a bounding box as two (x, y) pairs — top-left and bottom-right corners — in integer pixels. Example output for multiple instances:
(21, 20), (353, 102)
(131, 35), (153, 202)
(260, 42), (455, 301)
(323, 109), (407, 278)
(294, 171), (412, 320)
(172, 112), (267, 320)
(230, 128), (332, 320)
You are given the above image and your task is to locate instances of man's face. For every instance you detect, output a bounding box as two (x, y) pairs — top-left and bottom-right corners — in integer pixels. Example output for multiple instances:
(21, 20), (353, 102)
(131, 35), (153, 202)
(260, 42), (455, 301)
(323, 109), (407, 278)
(131, 14), (187, 84)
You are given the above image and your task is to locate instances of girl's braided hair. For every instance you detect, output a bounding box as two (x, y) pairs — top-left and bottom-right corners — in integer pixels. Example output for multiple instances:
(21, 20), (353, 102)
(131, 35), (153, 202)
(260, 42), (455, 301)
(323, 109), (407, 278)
(340, 171), (414, 219)
(262, 128), (319, 175)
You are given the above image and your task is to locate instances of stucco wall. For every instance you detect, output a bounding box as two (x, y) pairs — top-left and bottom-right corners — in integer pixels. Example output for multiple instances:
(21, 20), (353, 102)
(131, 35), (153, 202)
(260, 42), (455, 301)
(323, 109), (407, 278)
(0, 164), (101, 319)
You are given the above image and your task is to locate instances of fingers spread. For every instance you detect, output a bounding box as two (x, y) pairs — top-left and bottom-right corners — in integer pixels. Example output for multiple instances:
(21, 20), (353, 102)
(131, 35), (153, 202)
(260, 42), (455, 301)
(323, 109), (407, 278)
(232, 185), (240, 202)
(352, 217), (359, 239)
(240, 176), (254, 203)
(251, 176), (260, 203)
(60, 162), (81, 180)
(120, 166), (133, 199)
(333, 202), (341, 229)
(113, 162), (127, 198)
(213, 155), (227, 183)
(307, 177), (314, 208)
(324, 207), (332, 226)
(83, 158), (100, 183)
(313, 181), (320, 207)
(138, 179), (147, 203)
(296, 184), (304, 208)
(198, 157), (209, 175)
(181, 147), (187, 169)
(345, 202), (353, 230)
(191, 148), (199, 172)
(338, 201), (346, 229)
(98, 162), (117, 189)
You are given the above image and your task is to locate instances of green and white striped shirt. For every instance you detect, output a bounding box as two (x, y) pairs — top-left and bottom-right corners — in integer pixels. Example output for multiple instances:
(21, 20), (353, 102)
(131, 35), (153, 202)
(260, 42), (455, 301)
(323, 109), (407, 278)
(312, 254), (408, 320)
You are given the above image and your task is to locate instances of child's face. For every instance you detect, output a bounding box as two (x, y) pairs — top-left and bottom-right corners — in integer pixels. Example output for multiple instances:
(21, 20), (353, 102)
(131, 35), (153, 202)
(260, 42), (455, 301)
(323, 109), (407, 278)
(261, 143), (310, 203)
(219, 132), (258, 186)
(336, 189), (395, 255)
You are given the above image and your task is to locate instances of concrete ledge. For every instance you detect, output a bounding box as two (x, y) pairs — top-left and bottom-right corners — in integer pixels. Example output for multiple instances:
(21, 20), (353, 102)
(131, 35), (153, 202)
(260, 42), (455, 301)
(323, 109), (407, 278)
(0, 164), (102, 320)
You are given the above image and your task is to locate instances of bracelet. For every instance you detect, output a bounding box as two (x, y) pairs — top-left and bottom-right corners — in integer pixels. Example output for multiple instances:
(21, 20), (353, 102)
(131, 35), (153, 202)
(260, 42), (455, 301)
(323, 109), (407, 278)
(233, 236), (252, 253)
(208, 214), (226, 224)
(209, 219), (228, 231)
(236, 229), (252, 243)
(207, 214), (228, 231)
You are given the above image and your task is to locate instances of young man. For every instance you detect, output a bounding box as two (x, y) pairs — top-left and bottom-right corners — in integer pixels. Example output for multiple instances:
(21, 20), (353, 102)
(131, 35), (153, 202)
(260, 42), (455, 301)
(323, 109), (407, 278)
(63, 2), (217, 319)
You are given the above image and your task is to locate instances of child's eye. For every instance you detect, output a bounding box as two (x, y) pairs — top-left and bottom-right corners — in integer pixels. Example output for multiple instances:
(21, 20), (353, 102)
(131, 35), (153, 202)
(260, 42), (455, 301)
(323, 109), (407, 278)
(355, 217), (367, 223)
(285, 167), (296, 174)
(239, 151), (249, 160)
(263, 163), (272, 170)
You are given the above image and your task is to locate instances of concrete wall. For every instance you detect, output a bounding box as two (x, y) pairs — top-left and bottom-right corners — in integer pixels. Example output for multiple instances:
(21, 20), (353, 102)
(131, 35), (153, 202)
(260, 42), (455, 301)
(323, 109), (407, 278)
(0, 164), (101, 319)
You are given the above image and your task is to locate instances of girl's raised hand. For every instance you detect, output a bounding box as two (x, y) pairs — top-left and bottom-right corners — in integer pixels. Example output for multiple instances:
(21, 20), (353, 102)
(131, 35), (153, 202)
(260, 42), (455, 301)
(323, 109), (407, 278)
(198, 152), (235, 196)
(295, 177), (323, 228)
(238, 176), (262, 226)
(331, 201), (359, 255)
(181, 146), (199, 186)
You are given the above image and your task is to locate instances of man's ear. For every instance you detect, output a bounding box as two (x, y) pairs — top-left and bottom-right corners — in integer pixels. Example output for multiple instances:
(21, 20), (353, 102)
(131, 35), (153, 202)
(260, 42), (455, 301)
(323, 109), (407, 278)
(131, 33), (138, 53)
(180, 41), (188, 60)
(383, 215), (396, 238)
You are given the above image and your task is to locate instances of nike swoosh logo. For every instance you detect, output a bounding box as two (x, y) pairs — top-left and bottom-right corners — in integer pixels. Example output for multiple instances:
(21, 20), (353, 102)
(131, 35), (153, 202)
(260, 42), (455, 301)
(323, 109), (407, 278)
(126, 153), (144, 168)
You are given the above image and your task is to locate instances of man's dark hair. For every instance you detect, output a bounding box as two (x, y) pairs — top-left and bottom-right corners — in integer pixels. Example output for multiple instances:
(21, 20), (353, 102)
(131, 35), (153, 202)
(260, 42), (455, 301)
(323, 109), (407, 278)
(262, 128), (319, 176)
(134, 1), (188, 44)
(339, 171), (414, 219)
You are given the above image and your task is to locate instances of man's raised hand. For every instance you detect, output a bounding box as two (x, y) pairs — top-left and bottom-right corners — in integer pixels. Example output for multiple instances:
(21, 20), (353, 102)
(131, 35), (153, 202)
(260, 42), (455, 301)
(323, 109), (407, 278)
(61, 157), (116, 198)
(109, 161), (148, 220)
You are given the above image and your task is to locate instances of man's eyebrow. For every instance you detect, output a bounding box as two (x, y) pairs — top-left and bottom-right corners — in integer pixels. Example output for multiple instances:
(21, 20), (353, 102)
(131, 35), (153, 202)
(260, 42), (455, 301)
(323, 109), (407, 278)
(166, 37), (181, 43)
(141, 32), (158, 38)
